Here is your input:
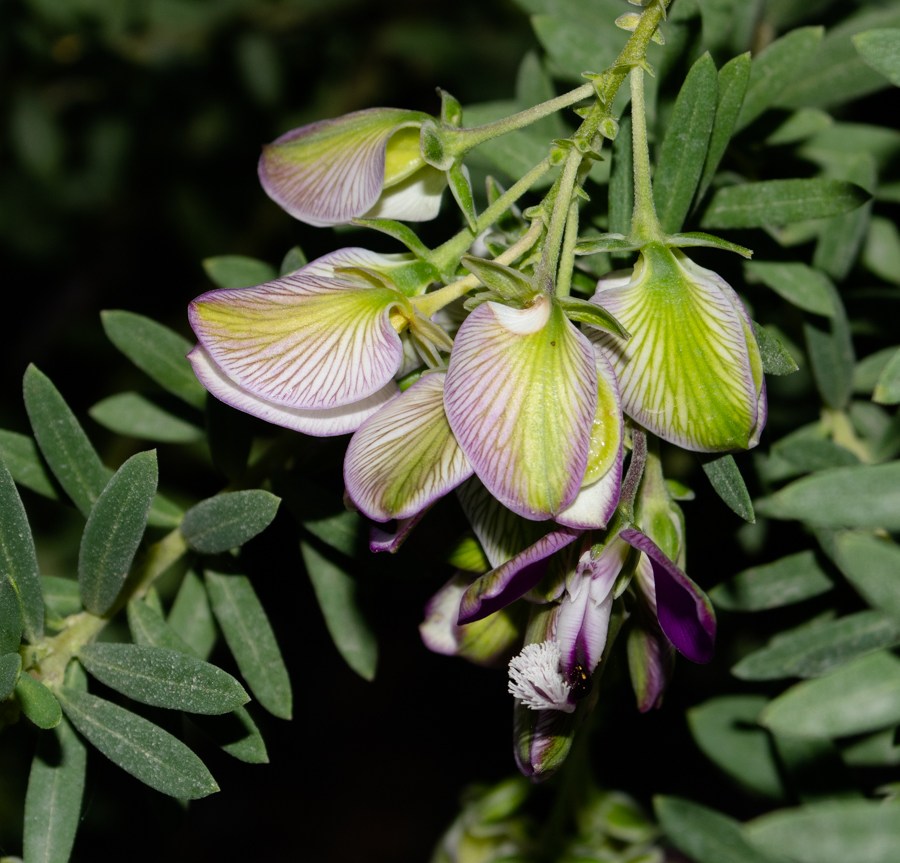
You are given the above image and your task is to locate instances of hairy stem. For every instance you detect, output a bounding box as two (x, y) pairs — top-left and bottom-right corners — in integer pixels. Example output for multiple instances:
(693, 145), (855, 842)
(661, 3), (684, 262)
(628, 67), (664, 243)
(536, 147), (583, 290)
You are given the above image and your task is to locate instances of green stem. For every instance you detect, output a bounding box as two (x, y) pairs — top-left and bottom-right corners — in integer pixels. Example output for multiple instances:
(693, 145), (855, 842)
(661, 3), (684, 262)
(555, 196), (581, 298)
(628, 67), (664, 243)
(536, 147), (582, 290)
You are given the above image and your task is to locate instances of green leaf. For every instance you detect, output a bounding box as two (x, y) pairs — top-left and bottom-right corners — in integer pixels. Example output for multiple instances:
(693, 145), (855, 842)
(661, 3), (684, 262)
(654, 796), (781, 863)
(863, 215), (900, 287)
(699, 454), (754, 522)
(841, 727), (900, 767)
(667, 232), (752, 257)
(78, 450), (158, 616)
(766, 108), (833, 146)
(653, 52), (718, 234)
(735, 27), (824, 132)
(0, 653), (21, 701)
(301, 543), (377, 681)
(168, 570), (217, 660)
(350, 219), (431, 260)
(575, 235), (642, 255)
(733, 610), (900, 680)
(745, 799), (900, 863)
(41, 576), (82, 626)
(101, 311), (207, 410)
(530, 12), (623, 83)
(710, 550), (832, 611)
(461, 255), (534, 300)
(854, 347), (899, 394)
(23, 716), (87, 863)
(279, 244), (308, 275)
(608, 116), (633, 241)
(16, 673), (61, 729)
(78, 643), (248, 715)
(833, 532), (900, 621)
(57, 686), (218, 799)
(205, 571), (292, 719)
(188, 707), (269, 764)
(557, 296), (629, 337)
(800, 125), (900, 174)
(760, 437), (859, 484)
(804, 282), (854, 411)
(0, 429), (58, 499)
(303, 511), (363, 558)
(89, 392), (204, 444)
(23, 364), (112, 518)
(752, 323), (799, 376)
(696, 52), (751, 205)
(146, 493), (184, 529)
(760, 650), (900, 738)
(202, 255), (276, 289)
(688, 695), (784, 799)
(516, 50), (566, 140)
(180, 490), (280, 554)
(853, 28), (900, 87)
(874, 349), (900, 406)
(701, 179), (871, 229)
(743, 261), (834, 316)
(127, 597), (197, 655)
(0, 454), (42, 643)
(448, 162), (477, 231)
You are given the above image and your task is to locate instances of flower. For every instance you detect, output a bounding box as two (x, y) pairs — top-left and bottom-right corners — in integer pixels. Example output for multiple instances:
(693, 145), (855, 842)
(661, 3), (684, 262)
(258, 108), (447, 227)
(586, 241), (766, 453)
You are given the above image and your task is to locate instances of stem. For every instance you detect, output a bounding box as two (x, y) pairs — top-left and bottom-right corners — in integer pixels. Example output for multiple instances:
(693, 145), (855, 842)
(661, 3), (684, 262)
(628, 67), (664, 243)
(555, 196), (580, 298)
(620, 425), (648, 517)
(536, 147), (582, 290)
(413, 219), (543, 318)
(431, 157), (552, 274)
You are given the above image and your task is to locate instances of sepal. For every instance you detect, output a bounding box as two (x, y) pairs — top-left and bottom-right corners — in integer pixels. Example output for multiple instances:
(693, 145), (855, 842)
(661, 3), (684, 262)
(350, 218), (432, 260)
(438, 89), (463, 128)
(447, 163), (477, 231)
(461, 256), (536, 302)
(558, 296), (630, 338)
(666, 232), (753, 258)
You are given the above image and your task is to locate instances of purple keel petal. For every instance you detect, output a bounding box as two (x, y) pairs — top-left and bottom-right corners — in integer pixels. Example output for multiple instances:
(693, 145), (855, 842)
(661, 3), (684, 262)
(368, 509), (427, 553)
(620, 528), (716, 664)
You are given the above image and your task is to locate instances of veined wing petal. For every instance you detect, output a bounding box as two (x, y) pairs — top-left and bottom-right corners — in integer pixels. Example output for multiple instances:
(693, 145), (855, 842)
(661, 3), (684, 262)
(190, 273), (406, 410)
(369, 509), (427, 553)
(365, 166), (447, 222)
(444, 296), (598, 520)
(298, 247), (412, 280)
(188, 346), (399, 436)
(344, 372), (473, 521)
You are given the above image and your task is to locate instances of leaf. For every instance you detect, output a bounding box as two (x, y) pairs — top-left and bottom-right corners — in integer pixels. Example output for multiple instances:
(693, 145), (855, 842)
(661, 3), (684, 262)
(0, 652), (21, 701)
(710, 550), (832, 611)
(23, 364), (112, 518)
(127, 598), (197, 655)
(205, 571), (292, 719)
(841, 727), (900, 767)
(698, 454), (754, 522)
(279, 245), (308, 275)
(833, 532), (900, 621)
(57, 686), (218, 799)
(760, 650), (900, 738)
(863, 215), (900, 287)
(16, 673), (62, 729)
(461, 255), (534, 300)
(448, 162), (477, 231)
(653, 52), (718, 233)
(696, 52), (751, 205)
(766, 108), (833, 146)
(0, 429), (57, 499)
(701, 179), (871, 229)
(687, 695), (784, 799)
(300, 542), (378, 682)
(89, 392), (204, 443)
(188, 707), (269, 764)
(854, 347), (900, 394)
(78, 643), (248, 714)
(756, 462), (900, 529)
(735, 27), (824, 132)
(530, 13), (624, 83)
(41, 576), (83, 626)
(653, 796), (781, 863)
(78, 450), (158, 615)
(733, 610), (900, 680)
(853, 28), (900, 86)
(760, 437), (859, 484)
(752, 324), (799, 376)
(303, 511), (363, 558)
(0, 454), (42, 642)
(804, 282), (854, 411)
(745, 799), (900, 863)
(743, 261), (834, 316)
(101, 310), (207, 409)
(146, 493), (184, 529)
(874, 348), (900, 406)
(168, 570), (218, 660)
(202, 255), (277, 289)
(23, 716), (87, 863)
(180, 490), (280, 554)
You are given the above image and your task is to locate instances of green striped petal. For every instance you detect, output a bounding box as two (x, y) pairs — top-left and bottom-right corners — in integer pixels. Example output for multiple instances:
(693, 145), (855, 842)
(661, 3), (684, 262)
(343, 372), (473, 521)
(258, 108), (432, 227)
(444, 295), (598, 520)
(588, 243), (764, 452)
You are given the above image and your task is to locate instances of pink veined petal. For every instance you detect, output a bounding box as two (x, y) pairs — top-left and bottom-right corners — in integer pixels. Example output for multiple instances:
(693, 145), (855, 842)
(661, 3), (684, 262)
(343, 372), (473, 522)
(444, 296), (598, 520)
(258, 108), (428, 227)
(187, 345), (399, 436)
(365, 166), (447, 222)
(296, 247), (413, 280)
(189, 271), (406, 410)
(555, 468), (621, 530)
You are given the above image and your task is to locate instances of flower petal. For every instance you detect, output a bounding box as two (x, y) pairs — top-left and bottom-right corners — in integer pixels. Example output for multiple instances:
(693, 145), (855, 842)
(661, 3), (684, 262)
(444, 296), (598, 519)
(258, 108), (428, 227)
(296, 247), (412, 279)
(589, 243), (761, 452)
(364, 165), (447, 222)
(458, 527), (582, 625)
(620, 528), (716, 663)
(189, 272), (406, 410)
(187, 346), (399, 436)
(368, 509), (427, 553)
(344, 372), (473, 521)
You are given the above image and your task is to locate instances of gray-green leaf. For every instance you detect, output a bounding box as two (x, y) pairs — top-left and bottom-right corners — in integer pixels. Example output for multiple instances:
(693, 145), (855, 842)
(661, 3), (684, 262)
(41, 576), (83, 627)
(0, 429), (57, 499)
(710, 550), (832, 611)
(180, 490), (280, 554)
(57, 686), (218, 799)
(202, 255), (276, 289)
(16, 673), (61, 729)
(0, 653), (21, 701)
(803, 283), (854, 411)
(188, 707), (269, 764)
(833, 532), (900, 621)
(127, 598), (197, 655)
(205, 571), (292, 719)
(699, 454), (754, 522)
(303, 511), (363, 558)
(168, 570), (217, 660)
(78, 450), (158, 615)
(853, 28), (900, 87)
(752, 323), (799, 376)
(89, 392), (204, 443)
(863, 216), (900, 287)
(743, 261), (834, 316)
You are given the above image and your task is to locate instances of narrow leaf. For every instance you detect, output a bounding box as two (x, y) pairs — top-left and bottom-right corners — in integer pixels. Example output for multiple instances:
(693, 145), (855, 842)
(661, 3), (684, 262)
(279, 245), (308, 276)
(168, 570), (217, 660)
(205, 571), (292, 719)
(127, 598), (199, 655)
(180, 490), (280, 554)
(833, 532), (900, 621)
(78, 451), (158, 615)
(667, 232), (752, 257)
(699, 454), (754, 522)
(301, 542), (378, 682)
(766, 108), (833, 146)
(461, 255), (534, 300)
(202, 255), (277, 289)
(874, 347), (900, 407)
(854, 347), (899, 395)
(863, 216), (900, 287)
(752, 323), (799, 376)
(0, 652), (21, 701)
(853, 28), (900, 86)
(743, 261), (834, 316)
(89, 393), (204, 443)
(803, 282), (854, 411)
(350, 219), (432, 260)
(57, 686), (219, 799)
(0, 429), (57, 499)
(302, 511), (363, 558)
(16, 673), (62, 729)
(710, 551), (832, 611)
(188, 707), (269, 764)
(41, 576), (83, 627)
